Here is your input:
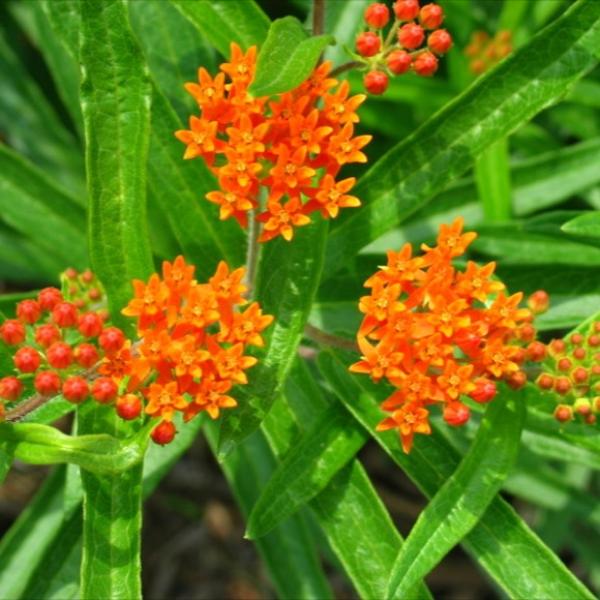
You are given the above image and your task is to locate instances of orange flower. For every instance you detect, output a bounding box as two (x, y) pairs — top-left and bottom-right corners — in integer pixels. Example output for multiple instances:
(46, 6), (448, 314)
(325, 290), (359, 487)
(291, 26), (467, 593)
(376, 402), (431, 453)
(185, 378), (237, 421)
(122, 274), (170, 329)
(258, 197), (311, 242)
(210, 340), (257, 384)
(209, 261), (247, 305)
(145, 382), (187, 421)
(220, 302), (274, 347)
(177, 43), (369, 243)
(349, 220), (538, 452)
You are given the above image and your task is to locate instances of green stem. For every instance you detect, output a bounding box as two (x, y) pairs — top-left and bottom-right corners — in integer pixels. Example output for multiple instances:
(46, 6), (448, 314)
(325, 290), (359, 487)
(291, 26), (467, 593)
(475, 137), (512, 222)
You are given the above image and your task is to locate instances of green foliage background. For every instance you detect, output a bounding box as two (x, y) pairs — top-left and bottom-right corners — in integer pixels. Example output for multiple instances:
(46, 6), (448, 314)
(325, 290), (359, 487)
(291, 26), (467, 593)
(0, 0), (599, 598)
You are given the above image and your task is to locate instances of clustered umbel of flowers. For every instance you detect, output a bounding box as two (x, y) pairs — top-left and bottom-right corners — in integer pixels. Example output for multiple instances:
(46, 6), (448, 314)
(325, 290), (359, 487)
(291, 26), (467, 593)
(349, 218), (545, 453)
(464, 30), (512, 75)
(176, 43), (370, 242)
(354, 1), (453, 95)
(107, 256), (273, 444)
(536, 318), (600, 427)
(0, 276), (123, 418)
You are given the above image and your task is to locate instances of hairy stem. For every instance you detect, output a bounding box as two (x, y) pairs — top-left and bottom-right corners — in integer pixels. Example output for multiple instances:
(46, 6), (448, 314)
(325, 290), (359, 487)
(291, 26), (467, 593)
(330, 60), (362, 78)
(305, 323), (358, 352)
(5, 394), (50, 422)
(313, 0), (325, 35)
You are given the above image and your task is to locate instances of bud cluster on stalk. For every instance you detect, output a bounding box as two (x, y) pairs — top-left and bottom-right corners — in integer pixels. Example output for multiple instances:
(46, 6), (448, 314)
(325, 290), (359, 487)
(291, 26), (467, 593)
(355, 1), (453, 95)
(536, 317), (600, 427)
(465, 30), (512, 75)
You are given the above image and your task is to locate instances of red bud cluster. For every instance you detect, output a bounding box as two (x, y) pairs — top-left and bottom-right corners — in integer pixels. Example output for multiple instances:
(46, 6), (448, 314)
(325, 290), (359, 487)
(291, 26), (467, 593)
(357, 1), (453, 95)
(0, 276), (125, 414)
(536, 319), (600, 427)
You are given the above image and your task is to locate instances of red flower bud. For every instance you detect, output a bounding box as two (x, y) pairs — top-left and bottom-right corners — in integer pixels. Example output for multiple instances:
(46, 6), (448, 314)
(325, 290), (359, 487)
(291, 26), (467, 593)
(386, 49), (412, 74)
(428, 29), (452, 54)
(469, 378), (496, 403)
(536, 373), (554, 390)
(554, 404), (573, 423)
(443, 402), (470, 426)
(92, 377), (118, 404)
(34, 370), (61, 396)
(65, 267), (78, 280)
(585, 413), (597, 425)
(116, 394), (142, 420)
(37, 287), (63, 311)
(52, 302), (79, 328)
(507, 370), (527, 390)
(554, 376), (571, 395)
(151, 420), (176, 445)
(364, 3), (390, 28)
(356, 31), (382, 57)
(419, 3), (444, 29)
(35, 324), (61, 348)
(526, 341), (546, 362)
(0, 320), (25, 345)
(570, 333), (584, 346)
(14, 347), (41, 373)
(74, 343), (99, 368)
(413, 51), (438, 76)
(393, 0), (420, 21)
(62, 376), (90, 403)
(78, 312), (104, 338)
(99, 327), (125, 353)
(588, 334), (600, 347)
(572, 366), (588, 384)
(47, 342), (73, 370)
(527, 290), (549, 314)
(548, 339), (566, 356)
(557, 357), (572, 372)
(0, 376), (23, 401)
(574, 397), (591, 416)
(572, 347), (586, 360)
(82, 270), (94, 284)
(363, 70), (389, 95)
(398, 22), (425, 49)
(89, 288), (102, 301)
(16, 300), (41, 324)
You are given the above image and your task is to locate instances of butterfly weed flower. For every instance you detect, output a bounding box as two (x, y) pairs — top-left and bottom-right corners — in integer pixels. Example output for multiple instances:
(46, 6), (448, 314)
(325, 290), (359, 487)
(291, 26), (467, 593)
(176, 43), (370, 242)
(349, 218), (539, 453)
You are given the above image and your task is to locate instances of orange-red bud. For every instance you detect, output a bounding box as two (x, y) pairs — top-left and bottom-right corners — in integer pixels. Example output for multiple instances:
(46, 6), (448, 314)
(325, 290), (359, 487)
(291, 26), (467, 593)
(419, 3), (444, 29)
(557, 357), (572, 372)
(99, 327), (125, 353)
(14, 347), (41, 373)
(92, 377), (118, 404)
(536, 373), (554, 390)
(398, 22), (425, 49)
(443, 402), (470, 426)
(574, 397), (591, 416)
(47, 342), (73, 370)
(16, 300), (41, 324)
(413, 51), (438, 76)
(364, 3), (390, 28)
(386, 49), (412, 75)
(37, 287), (63, 311)
(554, 376), (571, 395)
(570, 333), (584, 346)
(0, 376), (23, 401)
(34, 370), (61, 396)
(356, 31), (381, 57)
(507, 370), (527, 390)
(74, 343), (99, 368)
(151, 420), (176, 445)
(527, 290), (549, 314)
(572, 366), (588, 384)
(526, 341), (546, 362)
(52, 302), (79, 328)
(116, 394), (142, 420)
(63, 376), (90, 403)
(78, 312), (104, 338)
(469, 378), (496, 403)
(428, 29), (452, 54)
(393, 0), (420, 21)
(363, 70), (389, 95)
(0, 320), (25, 345)
(35, 324), (61, 348)
(572, 347), (586, 360)
(554, 404), (573, 423)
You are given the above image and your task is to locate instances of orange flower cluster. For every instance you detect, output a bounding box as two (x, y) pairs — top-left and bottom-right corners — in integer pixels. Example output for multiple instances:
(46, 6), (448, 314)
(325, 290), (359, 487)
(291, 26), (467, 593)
(537, 322), (600, 427)
(103, 256), (274, 444)
(465, 30), (512, 75)
(176, 43), (370, 242)
(350, 218), (539, 453)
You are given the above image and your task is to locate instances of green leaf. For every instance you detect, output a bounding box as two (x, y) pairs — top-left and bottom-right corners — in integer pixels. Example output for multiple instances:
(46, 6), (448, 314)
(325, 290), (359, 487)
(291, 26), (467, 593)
(9, 0), (83, 138)
(204, 422), (334, 600)
(250, 17), (333, 97)
(0, 145), (87, 269)
(171, 0), (270, 57)
(78, 403), (145, 600)
(324, 0), (600, 277)
(562, 211), (600, 237)
(386, 389), (525, 598)
(146, 87), (245, 275)
(0, 27), (85, 197)
(80, 0), (154, 327)
(317, 349), (596, 600)
(128, 0), (217, 121)
(320, 0), (369, 67)
(475, 137), (512, 222)
(246, 404), (368, 539)
(218, 220), (328, 455)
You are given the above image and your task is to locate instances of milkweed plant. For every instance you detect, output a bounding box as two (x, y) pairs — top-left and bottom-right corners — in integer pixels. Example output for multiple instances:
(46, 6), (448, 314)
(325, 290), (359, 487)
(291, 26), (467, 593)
(0, 0), (599, 598)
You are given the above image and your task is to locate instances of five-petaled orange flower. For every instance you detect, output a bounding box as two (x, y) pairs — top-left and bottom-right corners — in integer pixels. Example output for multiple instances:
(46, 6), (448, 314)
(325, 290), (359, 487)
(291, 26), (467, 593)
(350, 218), (538, 453)
(102, 256), (273, 443)
(176, 43), (371, 242)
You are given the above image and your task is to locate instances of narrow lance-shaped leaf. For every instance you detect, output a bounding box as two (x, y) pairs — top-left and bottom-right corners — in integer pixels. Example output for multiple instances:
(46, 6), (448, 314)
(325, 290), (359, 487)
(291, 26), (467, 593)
(475, 137), (512, 222)
(246, 404), (368, 539)
(171, 0), (270, 57)
(218, 220), (329, 455)
(387, 389), (525, 598)
(80, 0), (154, 329)
(249, 17), (334, 97)
(317, 349), (596, 600)
(324, 0), (600, 278)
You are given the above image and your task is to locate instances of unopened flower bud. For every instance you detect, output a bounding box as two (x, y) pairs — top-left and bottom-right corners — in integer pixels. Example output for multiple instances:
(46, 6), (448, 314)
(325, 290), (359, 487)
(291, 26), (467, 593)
(363, 70), (389, 95)
(469, 378), (496, 403)
(116, 394), (142, 420)
(386, 49), (412, 75)
(527, 290), (549, 314)
(356, 32), (382, 57)
(574, 397), (592, 416)
(0, 376), (23, 401)
(14, 347), (41, 373)
(554, 404), (573, 422)
(536, 373), (554, 390)
(34, 370), (61, 396)
(364, 3), (390, 28)
(0, 320), (25, 345)
(398, 23), (425, 49)
(443, 402), (470, 426)
(393, 0), (420, 21)
(151, 420), (176, 445)
(419, 3), (444, 29)
(16, 300), (41, 324)
(63, 376), (90, 403)
(413, 51), (438, 76)
(428, 29), (452, 54)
